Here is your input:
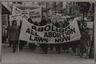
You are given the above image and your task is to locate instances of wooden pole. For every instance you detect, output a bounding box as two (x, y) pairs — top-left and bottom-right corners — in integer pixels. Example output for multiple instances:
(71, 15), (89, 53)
(94, 2), (96, 62)
(54, 2), (56, 15)
(0, 1), (2, 62)
(17, 40), (20, 52)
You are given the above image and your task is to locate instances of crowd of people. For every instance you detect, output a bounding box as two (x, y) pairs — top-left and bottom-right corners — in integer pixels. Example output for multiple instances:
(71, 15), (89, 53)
(7, 13), (92, 59)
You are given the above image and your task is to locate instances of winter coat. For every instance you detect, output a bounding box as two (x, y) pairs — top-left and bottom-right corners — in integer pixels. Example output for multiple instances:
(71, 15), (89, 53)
(8, 25), (19, 41)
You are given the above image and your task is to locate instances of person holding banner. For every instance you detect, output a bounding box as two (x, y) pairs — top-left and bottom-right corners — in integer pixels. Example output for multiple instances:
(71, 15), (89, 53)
(39, 13), (51, 54)
(61, 19), (70, 53)
(40, 13), (51, 26)
(19, 21), (27, 51)
(8, 20), (19, 53)
(55, 21), (64, 54)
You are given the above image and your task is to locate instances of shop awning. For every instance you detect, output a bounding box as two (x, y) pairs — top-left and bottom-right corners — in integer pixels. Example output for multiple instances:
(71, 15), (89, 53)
(2, 2), (11, 14)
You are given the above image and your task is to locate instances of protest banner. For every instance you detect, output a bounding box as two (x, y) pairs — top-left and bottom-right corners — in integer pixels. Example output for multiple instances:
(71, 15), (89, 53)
(10, 5), (23, 26)
(12, 5), (22, 15)
(10, 5), (42, 28)
(11, 5), (41, 24)
(29, 7), (42, 22)
(19, 18), (81, 44)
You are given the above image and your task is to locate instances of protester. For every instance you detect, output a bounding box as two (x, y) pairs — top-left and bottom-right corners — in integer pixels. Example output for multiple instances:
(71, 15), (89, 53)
(79, 28), (91, 59)
(18, 20), (27, 51)
(8, 20), (19, 53)
(27, 18), (37, 50)
(40, 14), (51, 26)
(39, 13), (51, 54)
(54, 21), (63, 54)
(59, 21), (70, 53)
(53, 20), (70, 53)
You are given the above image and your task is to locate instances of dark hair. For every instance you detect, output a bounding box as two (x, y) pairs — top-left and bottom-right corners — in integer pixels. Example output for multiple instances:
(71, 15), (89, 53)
(59, 21), (63, 23)
(12, 20), (17, 25)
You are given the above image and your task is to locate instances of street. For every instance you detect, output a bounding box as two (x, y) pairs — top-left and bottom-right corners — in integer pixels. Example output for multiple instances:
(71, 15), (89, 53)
(0, 1), (95, 64)
(1, 44), (95, 64)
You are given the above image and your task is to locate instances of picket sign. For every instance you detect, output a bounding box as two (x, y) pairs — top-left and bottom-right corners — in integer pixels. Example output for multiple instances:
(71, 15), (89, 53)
(10, 5), (42, 26)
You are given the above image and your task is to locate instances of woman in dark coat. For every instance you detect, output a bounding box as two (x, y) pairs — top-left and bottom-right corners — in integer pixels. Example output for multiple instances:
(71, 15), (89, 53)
(8, 20), (19, 53)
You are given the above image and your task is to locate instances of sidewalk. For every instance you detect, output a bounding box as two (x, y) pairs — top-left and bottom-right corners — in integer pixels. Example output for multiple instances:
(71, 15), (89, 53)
(1, 44), (95, 64)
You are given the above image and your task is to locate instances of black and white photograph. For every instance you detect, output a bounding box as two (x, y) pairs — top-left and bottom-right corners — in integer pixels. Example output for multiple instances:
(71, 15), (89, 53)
(0, 0), (96, 64)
